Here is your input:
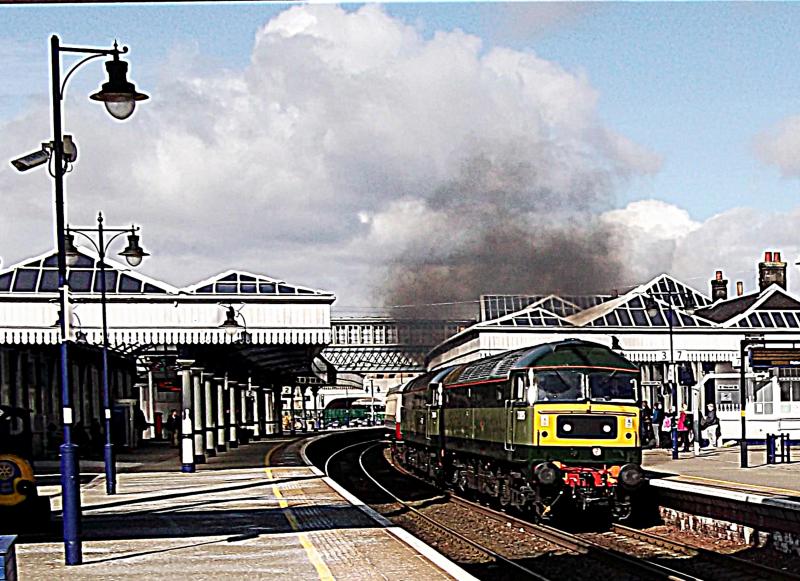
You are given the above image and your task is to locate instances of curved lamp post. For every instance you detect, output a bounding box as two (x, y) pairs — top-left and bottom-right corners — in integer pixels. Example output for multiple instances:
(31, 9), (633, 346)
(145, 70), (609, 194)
(220, 305), (251, 343)
(9, 35), (147, 566)
(646, 291), (697, 461)
(66, 213), (149, 495)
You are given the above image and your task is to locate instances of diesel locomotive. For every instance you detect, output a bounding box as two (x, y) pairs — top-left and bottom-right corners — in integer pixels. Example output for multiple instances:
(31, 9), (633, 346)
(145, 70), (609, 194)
(0, 405), (51, 529)
(386, 339), (644, 520)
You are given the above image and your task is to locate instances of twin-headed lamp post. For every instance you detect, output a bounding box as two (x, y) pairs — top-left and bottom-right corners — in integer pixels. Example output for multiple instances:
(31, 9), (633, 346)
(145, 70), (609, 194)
(10, 35), (147, 566)
(66, 213), (149, 495)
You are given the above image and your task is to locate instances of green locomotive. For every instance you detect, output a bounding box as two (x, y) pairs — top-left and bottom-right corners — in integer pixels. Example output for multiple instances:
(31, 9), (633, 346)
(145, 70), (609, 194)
(388, 339), (644, 520)
(0, 405), (51, 530)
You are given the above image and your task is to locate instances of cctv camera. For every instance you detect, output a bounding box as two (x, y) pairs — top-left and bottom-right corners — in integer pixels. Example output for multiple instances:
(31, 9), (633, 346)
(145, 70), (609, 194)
(11, 148), (51, 172)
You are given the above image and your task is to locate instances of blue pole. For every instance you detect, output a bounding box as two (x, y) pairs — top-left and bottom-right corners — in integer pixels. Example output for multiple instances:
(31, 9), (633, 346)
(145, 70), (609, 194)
(668, 300), (678, 460)
(97, 212), (116, 494)
(51, 34), (82, 566)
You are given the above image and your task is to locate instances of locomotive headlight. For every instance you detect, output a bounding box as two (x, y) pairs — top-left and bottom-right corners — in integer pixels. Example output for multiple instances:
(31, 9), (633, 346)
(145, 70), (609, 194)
(562, 423), (572, 432)
(533, 462), (560, 486)
(592, 447), (602, 457)
(602, 424), (612, 433)
(618, 464), (644, 489)
(625, 417), (633, 429)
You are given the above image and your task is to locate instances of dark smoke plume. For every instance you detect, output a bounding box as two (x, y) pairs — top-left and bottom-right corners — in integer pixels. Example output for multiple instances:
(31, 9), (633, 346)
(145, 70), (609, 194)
(382, 151), (630, 321)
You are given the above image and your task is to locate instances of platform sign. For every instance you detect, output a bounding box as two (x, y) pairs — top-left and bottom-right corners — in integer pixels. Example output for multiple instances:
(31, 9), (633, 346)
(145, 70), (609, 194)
(749, 347), (800, 368)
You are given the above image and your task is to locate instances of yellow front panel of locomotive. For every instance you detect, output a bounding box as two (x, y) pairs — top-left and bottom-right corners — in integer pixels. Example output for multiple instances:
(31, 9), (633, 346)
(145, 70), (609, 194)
(533, 403), (639, 447)
(0, 454), (35, 506)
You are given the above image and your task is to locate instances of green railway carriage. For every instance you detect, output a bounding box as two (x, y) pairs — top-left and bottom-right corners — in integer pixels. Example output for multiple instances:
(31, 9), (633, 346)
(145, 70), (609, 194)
(392, 339), (644, 520)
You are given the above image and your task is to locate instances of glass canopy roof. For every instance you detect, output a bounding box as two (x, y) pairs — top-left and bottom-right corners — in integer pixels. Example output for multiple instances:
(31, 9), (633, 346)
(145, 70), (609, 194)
(0, 252), (169, 294)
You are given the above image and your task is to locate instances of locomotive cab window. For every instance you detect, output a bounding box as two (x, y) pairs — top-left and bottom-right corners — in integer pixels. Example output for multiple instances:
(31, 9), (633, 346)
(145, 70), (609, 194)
(534, 371), (583, 401)
(588, 372), (637, 402)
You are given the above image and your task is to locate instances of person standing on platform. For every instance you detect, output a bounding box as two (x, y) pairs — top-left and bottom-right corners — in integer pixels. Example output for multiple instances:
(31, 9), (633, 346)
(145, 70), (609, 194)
(165, 409), (180, 447)
(677, 405), (690, 452)
(651, 402), (664, 448)
(640, 401), (654, 448)
(661, 407), (675, 449)
(701, 403), (720, 448)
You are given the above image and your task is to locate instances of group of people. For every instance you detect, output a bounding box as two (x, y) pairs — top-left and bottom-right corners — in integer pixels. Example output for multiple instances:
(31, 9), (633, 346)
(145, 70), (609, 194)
(640, 400), (720, 451)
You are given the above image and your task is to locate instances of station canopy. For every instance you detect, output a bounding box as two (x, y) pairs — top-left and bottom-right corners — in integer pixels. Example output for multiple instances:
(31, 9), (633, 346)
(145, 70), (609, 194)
(0, 247), (336, 382)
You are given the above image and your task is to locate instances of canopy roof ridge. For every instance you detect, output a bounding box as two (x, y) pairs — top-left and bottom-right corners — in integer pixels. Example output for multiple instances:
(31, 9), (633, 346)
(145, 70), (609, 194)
(0, 246), (179, 295)
(71, 245), (181, 293)
(479, 302), (574, 328)
(183, 268), (334, 297)
(720, 283), (800, 327)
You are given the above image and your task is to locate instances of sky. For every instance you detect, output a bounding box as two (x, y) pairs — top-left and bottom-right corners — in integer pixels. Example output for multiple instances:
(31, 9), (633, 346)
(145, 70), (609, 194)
(2, 2), (800, 311)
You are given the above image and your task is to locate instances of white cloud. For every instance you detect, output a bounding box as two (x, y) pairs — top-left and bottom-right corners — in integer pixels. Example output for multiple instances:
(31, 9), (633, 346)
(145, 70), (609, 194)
(602, 200), (800, 296)
(754, 115), (800, 177)
(0, 5), (660, 305)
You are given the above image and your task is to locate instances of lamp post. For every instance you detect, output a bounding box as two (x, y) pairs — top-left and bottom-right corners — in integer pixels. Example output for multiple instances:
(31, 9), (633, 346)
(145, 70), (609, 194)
(646, 293), (680, 460)
(369, 378), (375, 426)
(9, 35), (147, 566)
(66, 213), (149, 495)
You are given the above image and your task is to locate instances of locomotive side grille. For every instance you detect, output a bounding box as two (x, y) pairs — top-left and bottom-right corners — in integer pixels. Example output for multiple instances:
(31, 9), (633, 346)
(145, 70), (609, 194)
(458, 358), (500, 383)
(556, 415), (617, 439)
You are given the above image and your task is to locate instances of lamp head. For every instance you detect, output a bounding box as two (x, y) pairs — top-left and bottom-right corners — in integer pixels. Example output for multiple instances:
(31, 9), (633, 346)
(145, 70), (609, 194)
(119, 232), (149, 267)
(64, 233), (80, 267)
(90, 54), (149, 120)
(221, 306), (241, 336)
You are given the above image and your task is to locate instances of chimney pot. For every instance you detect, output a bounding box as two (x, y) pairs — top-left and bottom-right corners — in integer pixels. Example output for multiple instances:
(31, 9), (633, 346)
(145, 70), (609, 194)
(711, 270), (728, 301)
(759, 249), (787, 291)
(737, 281), (744, 296)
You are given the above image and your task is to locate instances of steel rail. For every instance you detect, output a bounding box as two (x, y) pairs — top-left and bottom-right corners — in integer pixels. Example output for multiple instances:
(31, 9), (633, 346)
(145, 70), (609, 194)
(350, 441), (555, 581)
(385, 443), (697, 581)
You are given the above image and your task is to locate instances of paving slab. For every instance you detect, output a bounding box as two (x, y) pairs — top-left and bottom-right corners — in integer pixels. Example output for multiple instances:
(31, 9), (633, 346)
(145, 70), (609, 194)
(18, 442), (471, 580)
(644, 445), (800, 499)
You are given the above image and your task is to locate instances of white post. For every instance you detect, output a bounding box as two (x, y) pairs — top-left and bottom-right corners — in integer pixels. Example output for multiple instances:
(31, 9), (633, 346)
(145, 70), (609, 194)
(145, 370), (155, 439)
(203, 372), (216, 457)
(251, 384), (261, 439)
(240, 381), (248, 442)
(177, 359), (196, 473)
(228, 380), (238, 448)
(215, 376), (227, 453)
(263, 389), (274, 435)
(191, 368), (206, 464)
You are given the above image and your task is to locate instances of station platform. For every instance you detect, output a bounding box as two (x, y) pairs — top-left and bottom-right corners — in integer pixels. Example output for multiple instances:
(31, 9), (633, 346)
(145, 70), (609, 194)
(17, 436), (475, 580)
(643, 445), (800, 499)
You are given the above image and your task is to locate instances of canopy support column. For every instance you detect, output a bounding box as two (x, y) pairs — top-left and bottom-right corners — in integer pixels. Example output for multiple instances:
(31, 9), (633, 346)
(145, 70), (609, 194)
(228, 380), (238, 448)
(191, 368), (206, 465)
(215, 376), (227, 453)
(178, 359), (196, 473)
(203, 372), (216, 457)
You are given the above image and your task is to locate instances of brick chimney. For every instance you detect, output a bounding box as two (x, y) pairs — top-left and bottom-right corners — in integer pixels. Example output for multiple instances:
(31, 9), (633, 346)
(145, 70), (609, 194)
(758, 251), (787, 291)
(710, 270), (728, 301)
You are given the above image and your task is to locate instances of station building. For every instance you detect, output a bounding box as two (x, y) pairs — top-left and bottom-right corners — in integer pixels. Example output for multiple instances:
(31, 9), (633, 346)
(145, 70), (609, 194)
(0, 246), (335, 458)
(428, 252), (800, 441)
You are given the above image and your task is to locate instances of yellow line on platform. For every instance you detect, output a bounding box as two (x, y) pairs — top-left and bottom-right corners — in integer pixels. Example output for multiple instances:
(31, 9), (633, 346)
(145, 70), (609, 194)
(677, 474), (800, 496)
(265, 449), (334, 581)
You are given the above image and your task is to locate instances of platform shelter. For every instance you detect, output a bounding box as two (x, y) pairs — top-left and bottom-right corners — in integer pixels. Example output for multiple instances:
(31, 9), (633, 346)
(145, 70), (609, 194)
(0, 246), (335, 466)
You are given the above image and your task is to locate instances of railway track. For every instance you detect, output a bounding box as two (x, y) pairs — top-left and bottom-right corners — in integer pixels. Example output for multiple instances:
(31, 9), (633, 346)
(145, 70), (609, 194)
(363, 444), (800, 581)
(323, 438), (551, 580)
(313, 435), (695, 580)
